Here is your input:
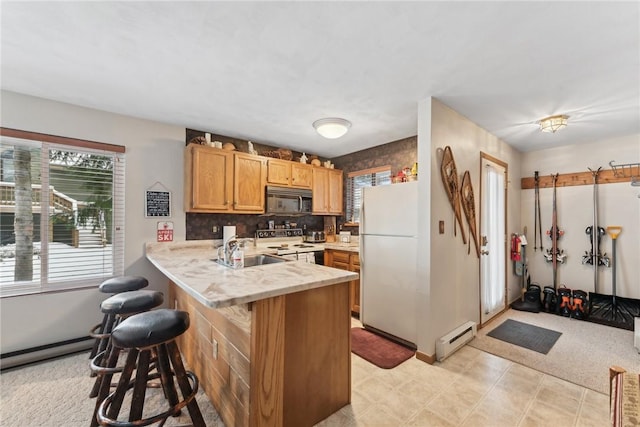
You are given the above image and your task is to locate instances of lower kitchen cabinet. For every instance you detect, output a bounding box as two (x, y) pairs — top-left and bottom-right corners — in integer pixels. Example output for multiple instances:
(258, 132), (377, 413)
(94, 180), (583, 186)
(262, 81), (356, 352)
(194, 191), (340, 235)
(325, 249), (360, 315)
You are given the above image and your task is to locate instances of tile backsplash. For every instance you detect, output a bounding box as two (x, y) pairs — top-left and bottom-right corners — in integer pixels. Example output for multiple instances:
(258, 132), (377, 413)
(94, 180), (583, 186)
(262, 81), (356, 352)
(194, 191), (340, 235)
(186, 213), (324, 240)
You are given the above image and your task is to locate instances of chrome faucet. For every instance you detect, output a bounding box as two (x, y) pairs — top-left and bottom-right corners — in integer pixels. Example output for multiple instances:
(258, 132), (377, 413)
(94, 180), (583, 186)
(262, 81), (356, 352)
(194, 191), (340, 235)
(217, 235), (239, 266)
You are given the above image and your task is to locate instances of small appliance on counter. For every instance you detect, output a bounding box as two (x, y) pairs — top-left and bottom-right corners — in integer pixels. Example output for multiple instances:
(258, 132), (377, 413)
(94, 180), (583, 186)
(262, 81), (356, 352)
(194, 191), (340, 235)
(339, 231), (351, 243)
(305, 230), (326, 243)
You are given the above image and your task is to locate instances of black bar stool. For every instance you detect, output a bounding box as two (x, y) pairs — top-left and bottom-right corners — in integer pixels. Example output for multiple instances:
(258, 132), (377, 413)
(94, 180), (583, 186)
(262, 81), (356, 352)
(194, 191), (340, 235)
(90, 276), (149, 359)
(89, 290), (164, 401)
(95, 309), (205, 427)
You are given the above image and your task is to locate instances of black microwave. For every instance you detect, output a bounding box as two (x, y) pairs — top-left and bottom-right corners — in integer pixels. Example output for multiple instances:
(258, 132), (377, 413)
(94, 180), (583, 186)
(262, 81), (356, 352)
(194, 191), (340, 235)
(265, 186), (312, 215)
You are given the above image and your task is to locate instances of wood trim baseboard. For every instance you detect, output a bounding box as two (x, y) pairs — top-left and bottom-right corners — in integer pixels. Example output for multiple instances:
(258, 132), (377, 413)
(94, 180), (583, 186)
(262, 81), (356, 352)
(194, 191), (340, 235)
(415, 350), (436, 365)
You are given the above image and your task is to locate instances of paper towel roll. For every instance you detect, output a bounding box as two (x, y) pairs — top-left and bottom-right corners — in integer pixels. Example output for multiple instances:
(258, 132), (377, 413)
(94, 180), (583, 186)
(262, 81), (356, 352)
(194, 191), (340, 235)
(223, 226), (236, 243)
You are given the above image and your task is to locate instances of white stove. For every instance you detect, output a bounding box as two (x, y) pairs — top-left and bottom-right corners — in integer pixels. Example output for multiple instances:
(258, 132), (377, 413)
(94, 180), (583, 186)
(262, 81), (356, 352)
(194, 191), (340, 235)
(255, 228), (325, 262)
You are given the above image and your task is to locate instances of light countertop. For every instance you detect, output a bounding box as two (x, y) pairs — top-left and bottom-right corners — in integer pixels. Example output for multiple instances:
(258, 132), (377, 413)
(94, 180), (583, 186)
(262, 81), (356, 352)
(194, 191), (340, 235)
(145, 240), (358, 309)
(323, 242), (360, 253)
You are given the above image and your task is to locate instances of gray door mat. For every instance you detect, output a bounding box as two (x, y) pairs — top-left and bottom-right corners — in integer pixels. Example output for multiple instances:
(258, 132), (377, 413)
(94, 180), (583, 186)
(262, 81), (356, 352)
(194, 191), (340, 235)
(487, 319), (562, 354)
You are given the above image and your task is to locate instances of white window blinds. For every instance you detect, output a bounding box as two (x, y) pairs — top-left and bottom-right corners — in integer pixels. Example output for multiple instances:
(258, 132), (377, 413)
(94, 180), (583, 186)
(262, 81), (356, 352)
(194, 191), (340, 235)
(346, 166), (391, 223)
(0, 130), (125, 297)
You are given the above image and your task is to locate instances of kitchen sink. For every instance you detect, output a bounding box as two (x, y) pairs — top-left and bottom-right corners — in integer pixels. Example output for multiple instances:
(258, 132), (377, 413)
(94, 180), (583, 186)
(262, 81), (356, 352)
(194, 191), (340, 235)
(244, 254), (288, 267)
(216, 254), (289, 268)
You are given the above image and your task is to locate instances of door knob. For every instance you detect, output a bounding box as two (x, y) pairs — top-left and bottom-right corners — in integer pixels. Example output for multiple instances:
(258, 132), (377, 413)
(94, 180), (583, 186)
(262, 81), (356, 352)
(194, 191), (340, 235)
(481, 250), (489, 255)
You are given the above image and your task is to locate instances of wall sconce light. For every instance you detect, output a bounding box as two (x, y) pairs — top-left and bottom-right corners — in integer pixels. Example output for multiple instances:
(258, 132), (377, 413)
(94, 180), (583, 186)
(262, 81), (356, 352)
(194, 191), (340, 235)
(539, 115), (569, 133)
(313, 118), (351, 139)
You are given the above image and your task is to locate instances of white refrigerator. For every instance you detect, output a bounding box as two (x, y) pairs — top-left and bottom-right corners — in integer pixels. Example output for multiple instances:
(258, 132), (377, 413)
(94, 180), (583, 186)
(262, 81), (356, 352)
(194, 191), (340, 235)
(360, 181), (418, 346)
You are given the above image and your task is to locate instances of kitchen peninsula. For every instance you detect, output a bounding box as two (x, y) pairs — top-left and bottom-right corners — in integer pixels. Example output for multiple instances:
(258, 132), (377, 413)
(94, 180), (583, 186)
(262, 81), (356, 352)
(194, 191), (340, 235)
(145, 241), (358, 427)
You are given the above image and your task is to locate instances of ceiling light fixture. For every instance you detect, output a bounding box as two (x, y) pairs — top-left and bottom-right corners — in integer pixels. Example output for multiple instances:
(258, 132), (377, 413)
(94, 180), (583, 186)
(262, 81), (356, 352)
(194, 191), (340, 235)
(313, 118), (351, 139)
(538, 114), (569, 133)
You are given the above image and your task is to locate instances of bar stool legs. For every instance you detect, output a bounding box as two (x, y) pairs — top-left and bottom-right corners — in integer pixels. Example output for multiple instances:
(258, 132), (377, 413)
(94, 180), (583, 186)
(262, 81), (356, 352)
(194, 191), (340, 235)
(89, 276), (149, 360)
(89, 290), (163, 401)
(94, 309), (205, 427)
(89, 313), (115, 360)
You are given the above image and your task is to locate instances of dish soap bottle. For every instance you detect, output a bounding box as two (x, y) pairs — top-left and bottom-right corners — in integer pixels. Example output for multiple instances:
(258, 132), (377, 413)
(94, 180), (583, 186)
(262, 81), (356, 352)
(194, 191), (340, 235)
(232, 247), (244, 269)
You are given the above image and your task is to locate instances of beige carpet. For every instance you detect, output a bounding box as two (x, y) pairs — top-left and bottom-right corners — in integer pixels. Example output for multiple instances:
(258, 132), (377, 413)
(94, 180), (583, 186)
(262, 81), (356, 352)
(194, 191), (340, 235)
(0, 351), (224, 427)
(468, 309), (639, 394)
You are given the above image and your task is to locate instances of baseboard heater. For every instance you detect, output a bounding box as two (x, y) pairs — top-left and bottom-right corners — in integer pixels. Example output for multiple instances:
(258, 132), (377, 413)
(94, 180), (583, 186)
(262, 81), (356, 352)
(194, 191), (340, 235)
(0, 336), (93, 370)
(436, 321), (477, 361)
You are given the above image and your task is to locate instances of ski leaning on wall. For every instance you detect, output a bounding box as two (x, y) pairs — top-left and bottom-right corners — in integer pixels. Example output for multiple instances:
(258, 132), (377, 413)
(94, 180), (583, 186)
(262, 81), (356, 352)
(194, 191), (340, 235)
(533, 171), (543, 252)
(581, 167), (610, 292)
(543, 173), (567, 289)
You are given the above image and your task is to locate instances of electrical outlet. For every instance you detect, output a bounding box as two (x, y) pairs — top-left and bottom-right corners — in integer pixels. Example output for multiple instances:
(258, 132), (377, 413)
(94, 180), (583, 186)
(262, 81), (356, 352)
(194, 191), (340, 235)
(213, 339), (219, 360)
(212, 226), (219, 234)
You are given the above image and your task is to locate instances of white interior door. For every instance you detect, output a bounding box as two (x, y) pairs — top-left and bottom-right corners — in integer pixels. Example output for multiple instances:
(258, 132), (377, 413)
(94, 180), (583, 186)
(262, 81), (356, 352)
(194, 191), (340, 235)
(480, 154), (507, 325)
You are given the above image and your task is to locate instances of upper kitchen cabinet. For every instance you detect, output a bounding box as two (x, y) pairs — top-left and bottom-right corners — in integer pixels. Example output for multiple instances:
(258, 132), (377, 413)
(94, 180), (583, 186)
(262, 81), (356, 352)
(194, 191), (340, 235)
(185, 144), (232, 211)
(185, 144), (266, 213)
(266, 159), (312, 189)
(291, 163), (313, 188)
(233, 152), (266, 212)
(312, 168), (343, 215)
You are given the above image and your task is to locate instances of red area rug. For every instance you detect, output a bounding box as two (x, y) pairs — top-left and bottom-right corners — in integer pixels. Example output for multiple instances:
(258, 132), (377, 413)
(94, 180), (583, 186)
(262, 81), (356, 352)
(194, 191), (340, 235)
(350, 327), (415, 369)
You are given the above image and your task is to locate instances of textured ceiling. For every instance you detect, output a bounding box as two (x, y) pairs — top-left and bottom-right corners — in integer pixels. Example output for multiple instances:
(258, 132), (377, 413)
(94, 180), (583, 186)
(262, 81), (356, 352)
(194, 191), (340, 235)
(1, 1), (639, 157)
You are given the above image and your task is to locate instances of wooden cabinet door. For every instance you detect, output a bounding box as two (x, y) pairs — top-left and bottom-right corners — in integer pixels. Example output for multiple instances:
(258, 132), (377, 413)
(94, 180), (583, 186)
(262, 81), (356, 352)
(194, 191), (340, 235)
(327, 169), (344, 215)
(350, 255), (360, 315)
(291, 163), (312, 188)
(326, 249), (360, 315)
(233, 153), (266, 212)
(267, 159), (291, 186)
(187, 145), (232, 212)
(312, 167), (329, 213)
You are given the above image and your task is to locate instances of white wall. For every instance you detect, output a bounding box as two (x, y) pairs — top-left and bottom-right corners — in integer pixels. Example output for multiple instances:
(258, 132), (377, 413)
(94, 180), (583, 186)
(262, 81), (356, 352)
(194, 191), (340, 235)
(0, 91), (186, 353)
(521, 135), (640, 298)
(419, 98), (522, 356)
(415, 98), (432, 356)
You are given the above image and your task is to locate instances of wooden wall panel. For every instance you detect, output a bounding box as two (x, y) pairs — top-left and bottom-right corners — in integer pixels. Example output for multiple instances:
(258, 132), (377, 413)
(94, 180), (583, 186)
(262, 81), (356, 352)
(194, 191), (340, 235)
(170, 282), (251, 427)
(521, 168), (636, 189)
(250, 296), (285, 427)
(283, 283), (351, 426)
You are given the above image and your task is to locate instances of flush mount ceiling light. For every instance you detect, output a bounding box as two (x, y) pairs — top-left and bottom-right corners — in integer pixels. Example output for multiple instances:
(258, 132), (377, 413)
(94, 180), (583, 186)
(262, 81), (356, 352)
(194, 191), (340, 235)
(538, 114), (569, 133)
(313, 118), (351, 139)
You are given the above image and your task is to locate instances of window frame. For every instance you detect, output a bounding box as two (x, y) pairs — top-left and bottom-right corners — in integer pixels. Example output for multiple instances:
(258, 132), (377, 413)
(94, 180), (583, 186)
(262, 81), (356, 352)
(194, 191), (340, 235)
(344, 165), (392, 226)
(0, 127), (125, 297)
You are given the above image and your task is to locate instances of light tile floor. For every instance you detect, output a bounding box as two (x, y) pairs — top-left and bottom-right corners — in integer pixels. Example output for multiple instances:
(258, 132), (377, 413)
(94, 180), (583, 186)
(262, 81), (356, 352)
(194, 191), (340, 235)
(316, 321), (610, 427)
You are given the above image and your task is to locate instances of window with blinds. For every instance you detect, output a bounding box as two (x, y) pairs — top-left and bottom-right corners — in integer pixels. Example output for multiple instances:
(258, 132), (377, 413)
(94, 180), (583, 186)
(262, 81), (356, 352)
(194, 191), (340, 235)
(346, 166), (392, 224)
(0, 130), (125, 297)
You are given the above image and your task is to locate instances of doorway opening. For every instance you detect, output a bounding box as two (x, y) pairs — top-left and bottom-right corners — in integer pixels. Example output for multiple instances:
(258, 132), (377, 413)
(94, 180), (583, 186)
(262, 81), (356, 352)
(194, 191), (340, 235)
(479, 153), (508, 326)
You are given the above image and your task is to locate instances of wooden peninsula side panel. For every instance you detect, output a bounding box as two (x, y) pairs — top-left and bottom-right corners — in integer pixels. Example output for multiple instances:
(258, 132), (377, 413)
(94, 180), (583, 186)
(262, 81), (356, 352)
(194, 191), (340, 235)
(170, 280), (351, 427)
(170, 283), (251, 426)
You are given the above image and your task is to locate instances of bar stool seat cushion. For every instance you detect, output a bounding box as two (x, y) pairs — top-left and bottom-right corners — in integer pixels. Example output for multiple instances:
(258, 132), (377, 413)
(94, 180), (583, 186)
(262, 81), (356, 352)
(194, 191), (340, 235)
(111, 309), (189, 349)
(100, 290), (164, 316)
(99, 276), (148, 294)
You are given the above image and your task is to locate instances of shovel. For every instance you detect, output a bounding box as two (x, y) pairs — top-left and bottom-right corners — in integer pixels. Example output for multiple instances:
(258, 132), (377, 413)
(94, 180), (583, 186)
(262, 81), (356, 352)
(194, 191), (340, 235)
(607, 226), (622, 307)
